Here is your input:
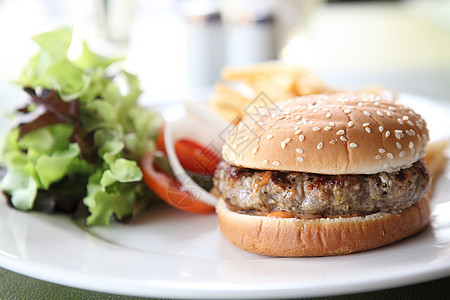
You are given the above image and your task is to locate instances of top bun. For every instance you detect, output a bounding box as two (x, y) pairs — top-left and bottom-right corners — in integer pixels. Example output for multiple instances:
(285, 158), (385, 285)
(222, 92), (429, 174)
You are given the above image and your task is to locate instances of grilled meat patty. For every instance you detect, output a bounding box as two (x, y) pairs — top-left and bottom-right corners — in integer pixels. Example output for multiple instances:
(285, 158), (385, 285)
(214, 160), (431, 217)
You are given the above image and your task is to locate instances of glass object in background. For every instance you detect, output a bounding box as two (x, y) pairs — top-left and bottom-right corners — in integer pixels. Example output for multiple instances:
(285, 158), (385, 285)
(71, 0), (135, 57)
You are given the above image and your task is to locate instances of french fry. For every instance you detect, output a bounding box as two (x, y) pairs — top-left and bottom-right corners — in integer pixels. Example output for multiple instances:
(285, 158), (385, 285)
(221, 61), (309, 81)
(425, 139), (449, 182)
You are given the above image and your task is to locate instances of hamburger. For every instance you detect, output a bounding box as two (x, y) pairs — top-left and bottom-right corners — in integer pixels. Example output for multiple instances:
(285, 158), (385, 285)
(214, 92), (431, 256)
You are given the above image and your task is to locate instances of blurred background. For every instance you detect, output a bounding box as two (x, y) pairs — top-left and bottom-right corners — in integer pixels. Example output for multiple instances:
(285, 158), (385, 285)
(0, 0), (449, 102)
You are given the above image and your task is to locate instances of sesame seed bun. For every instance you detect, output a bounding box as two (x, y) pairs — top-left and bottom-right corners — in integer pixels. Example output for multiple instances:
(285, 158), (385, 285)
(222, 92), (429, 174)
(216, 196), (431, 257)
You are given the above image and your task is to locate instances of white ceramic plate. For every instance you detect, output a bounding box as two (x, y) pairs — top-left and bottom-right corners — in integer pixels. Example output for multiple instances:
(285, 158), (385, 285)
(1, 89), (450, 298)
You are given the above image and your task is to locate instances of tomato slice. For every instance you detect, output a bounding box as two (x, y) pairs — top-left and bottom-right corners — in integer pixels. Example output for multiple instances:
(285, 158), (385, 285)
(174, 139), (221, 175)
(140, 152), (215, 214)
(155, 125), (221, 175)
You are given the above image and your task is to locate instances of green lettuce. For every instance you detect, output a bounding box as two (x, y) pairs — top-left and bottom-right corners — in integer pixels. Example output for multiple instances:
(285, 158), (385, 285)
(1, 27), (162, 225)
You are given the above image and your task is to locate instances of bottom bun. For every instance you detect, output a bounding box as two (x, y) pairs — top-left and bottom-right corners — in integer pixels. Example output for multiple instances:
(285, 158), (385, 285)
(216, 197), (431, 257)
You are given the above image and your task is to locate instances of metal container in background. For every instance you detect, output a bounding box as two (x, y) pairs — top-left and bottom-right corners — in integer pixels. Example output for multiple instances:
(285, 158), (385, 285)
(219, 0), (277, 66)
(183, 0), (225, 87)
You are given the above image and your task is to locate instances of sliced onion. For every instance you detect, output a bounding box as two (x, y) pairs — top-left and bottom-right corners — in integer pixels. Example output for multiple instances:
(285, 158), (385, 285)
(164, 118), (224, 206)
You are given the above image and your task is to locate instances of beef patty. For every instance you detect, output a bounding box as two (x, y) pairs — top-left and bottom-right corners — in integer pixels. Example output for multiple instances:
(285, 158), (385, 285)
(213, 160), (431, 217)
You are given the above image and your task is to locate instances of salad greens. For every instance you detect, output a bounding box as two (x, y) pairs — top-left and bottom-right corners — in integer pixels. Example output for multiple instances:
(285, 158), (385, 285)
(0, 26), (163, 225)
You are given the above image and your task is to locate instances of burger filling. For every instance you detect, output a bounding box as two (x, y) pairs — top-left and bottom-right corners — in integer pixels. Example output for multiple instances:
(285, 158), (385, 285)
(213, 160), (431, 218)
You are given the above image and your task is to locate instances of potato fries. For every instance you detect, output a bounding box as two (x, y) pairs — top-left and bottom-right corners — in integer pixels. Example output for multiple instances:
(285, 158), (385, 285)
(425, 140), (449, 184)
(209, 62), (328, 122)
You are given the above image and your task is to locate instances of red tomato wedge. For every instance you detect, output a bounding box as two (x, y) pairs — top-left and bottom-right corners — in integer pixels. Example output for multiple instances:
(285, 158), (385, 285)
(155, 125), (220, 175)
(140, 152), (215, 214)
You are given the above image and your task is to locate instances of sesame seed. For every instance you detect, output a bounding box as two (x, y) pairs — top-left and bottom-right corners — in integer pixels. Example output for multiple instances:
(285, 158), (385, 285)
(295, 129), (302, 135)
(232, 144), (238, 150)
(395, 132), (404, 139)
(403, 116), (409, 121)
(385, 131), (391, 138)
(336, 130), (345, 135)
(296, 157), (304, 162)
(326, 112), (332, 118)
(340, 136), (347, 142)
(363, 123), (370, 127)
(266, 134), (274, 139)
(409, 141), (414, 148)
(379, 126), (384, 132)
(350, 143), (358, 148)
(379, 148), (386, 153)
(317, 142), (324, 150)
(322, 107), (330, 111)
(387, 153), (394, 159)
(397, 118), (404, 125)
(396, 142), (402, 149)
(309, 121), (315, 125)
(348, 121), (354, 127)
(293, 125), (299, 130)
(272, 161), (280, 166)
(295, 115), (301, 120)
(388, 106), (396, 111)
(299, 135), (305, 142)
(386, 111), (393, 116)
(407, 120), (414, 126)
(375, 155), (382, 160)
(313, 109), (318, 113)
(324, 126), (332, 131)
(263, 160), (268, 164)
(399, 151), (406, 157)
(365, 127), (371, 133)
(296, 148), (304, 154)
(344, 109), (352, 114)
(252, 147), (258, 154)
(363, 111), (371, 117)
(358, 102), (363, 106)
(281, 138), (291, 149)
(313, 127), (320, 131)
(329, 122), (335, 127)
(377, 110), (384, 116)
